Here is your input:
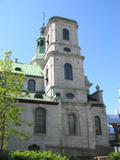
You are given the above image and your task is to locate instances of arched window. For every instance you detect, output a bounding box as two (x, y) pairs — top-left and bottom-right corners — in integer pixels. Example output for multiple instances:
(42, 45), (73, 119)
(40, 40), (44, 46)
(64, 63), (73, 80)
(45, 68), (49, 85)
(63, 29), (69, 41)
(47, 35), (49, 45)
(35, 108), (46, 134)
(95, 116), (102, 135)
(37, 41), (40, 46)
(40, 39), (45, 53)
(28, 79), (36, 92)
(68, 114), (76, 135)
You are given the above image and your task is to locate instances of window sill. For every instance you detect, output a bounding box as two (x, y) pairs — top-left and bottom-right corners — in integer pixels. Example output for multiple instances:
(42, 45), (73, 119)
(33, 133), (47, 136)
(96, 134), (102, 136)
(67, 134), (79, 136)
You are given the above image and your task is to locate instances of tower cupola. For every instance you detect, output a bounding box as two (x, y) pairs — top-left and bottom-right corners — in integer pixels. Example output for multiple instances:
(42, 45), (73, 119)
(32, 25), (46, 65)
(36, 26), (45, 55)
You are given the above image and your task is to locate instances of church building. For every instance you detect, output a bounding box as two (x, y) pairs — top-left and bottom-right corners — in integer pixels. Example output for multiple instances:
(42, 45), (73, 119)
(9, 16), (110, 158)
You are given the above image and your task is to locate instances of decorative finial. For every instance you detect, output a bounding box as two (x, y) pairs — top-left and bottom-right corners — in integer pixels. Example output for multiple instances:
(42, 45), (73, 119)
(96, 85), (100, 91)
(15, 58), (18, 63)
(40, 12), (45, 35)
(42, 12), (45, 27)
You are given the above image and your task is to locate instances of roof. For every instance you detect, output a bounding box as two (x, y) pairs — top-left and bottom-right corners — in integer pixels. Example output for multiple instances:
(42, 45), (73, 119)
(48, 16), (77, 25)
(107, 115), (120, 124)
(17, 97), (59, 105)
(13, 62), (43, 77)
(17, 93), (59, 105)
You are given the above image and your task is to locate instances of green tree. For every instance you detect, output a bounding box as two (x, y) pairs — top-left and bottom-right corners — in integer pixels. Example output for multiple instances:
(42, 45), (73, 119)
(0, 51), (29, 151)
(10, 150), (69, 160)
(108, 152), (120, 160)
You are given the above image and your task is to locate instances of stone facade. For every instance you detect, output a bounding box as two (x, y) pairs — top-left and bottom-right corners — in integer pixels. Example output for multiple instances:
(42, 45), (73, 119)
(8, 16), (110, 158)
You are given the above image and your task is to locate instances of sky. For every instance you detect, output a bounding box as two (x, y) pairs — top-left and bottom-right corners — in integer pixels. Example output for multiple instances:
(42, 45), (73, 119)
(0, 0), (120, 114)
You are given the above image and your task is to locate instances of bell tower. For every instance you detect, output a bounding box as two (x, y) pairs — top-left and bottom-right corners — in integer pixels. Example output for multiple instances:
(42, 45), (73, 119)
(43, 16), (87, 103)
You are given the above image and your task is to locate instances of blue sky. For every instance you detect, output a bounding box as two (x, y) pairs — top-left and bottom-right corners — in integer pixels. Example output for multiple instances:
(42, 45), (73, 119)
(0, 0), (120, 114)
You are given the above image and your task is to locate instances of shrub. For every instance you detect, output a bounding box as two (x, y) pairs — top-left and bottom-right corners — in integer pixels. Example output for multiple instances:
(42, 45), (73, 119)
(9, 150), (69, 160)
(108, 152), (120, 160)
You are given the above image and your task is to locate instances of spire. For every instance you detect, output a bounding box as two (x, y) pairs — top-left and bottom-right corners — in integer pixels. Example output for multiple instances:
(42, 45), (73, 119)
(40, 12), (46, 35)
(32, 15), (46, 65)
(36, 12), (46, 56)
(43, 12), (45, 27)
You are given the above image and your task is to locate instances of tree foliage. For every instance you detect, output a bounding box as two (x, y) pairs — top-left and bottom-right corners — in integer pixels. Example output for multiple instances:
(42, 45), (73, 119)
(9, 150), (69, 160)
(0, 51), (30, 151)
(108, 152), (120, 160)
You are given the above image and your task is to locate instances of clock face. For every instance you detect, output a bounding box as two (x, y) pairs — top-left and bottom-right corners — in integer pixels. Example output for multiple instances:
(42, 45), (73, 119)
(64, 47), (71, 52)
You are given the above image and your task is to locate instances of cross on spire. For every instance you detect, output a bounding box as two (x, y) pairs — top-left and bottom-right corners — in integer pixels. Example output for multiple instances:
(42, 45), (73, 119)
(42, 12), (45, 27)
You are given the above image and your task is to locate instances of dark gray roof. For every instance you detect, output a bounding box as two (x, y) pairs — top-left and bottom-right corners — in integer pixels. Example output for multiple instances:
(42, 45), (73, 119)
(49, 16), (77, 25)
(107, 115), (120, 124)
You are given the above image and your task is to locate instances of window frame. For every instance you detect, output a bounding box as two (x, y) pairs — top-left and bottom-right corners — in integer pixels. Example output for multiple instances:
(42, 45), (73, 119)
(45, 68), (49, 85)
(63, 28), (70, 41)
(64, 47), (71, 52)
(68, 113), (77, 135)
(64, 63), (73, 80)
(28, 79), (36, 92)
(95, 116), (102, 135)
(34, 107), (46, 134)
(66, 93), (75, 99)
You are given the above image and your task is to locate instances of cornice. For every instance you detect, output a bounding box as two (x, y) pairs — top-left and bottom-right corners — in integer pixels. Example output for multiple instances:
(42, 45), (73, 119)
(17, 97), (59, 105)
(42, 51), (84, 69)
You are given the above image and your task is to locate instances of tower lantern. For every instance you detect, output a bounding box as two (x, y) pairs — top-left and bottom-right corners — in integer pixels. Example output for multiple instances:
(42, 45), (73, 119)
(32, 25), (45, 65)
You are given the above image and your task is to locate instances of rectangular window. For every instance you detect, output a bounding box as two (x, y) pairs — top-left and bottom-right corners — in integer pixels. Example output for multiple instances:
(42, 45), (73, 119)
(68, 114), (77, 135)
